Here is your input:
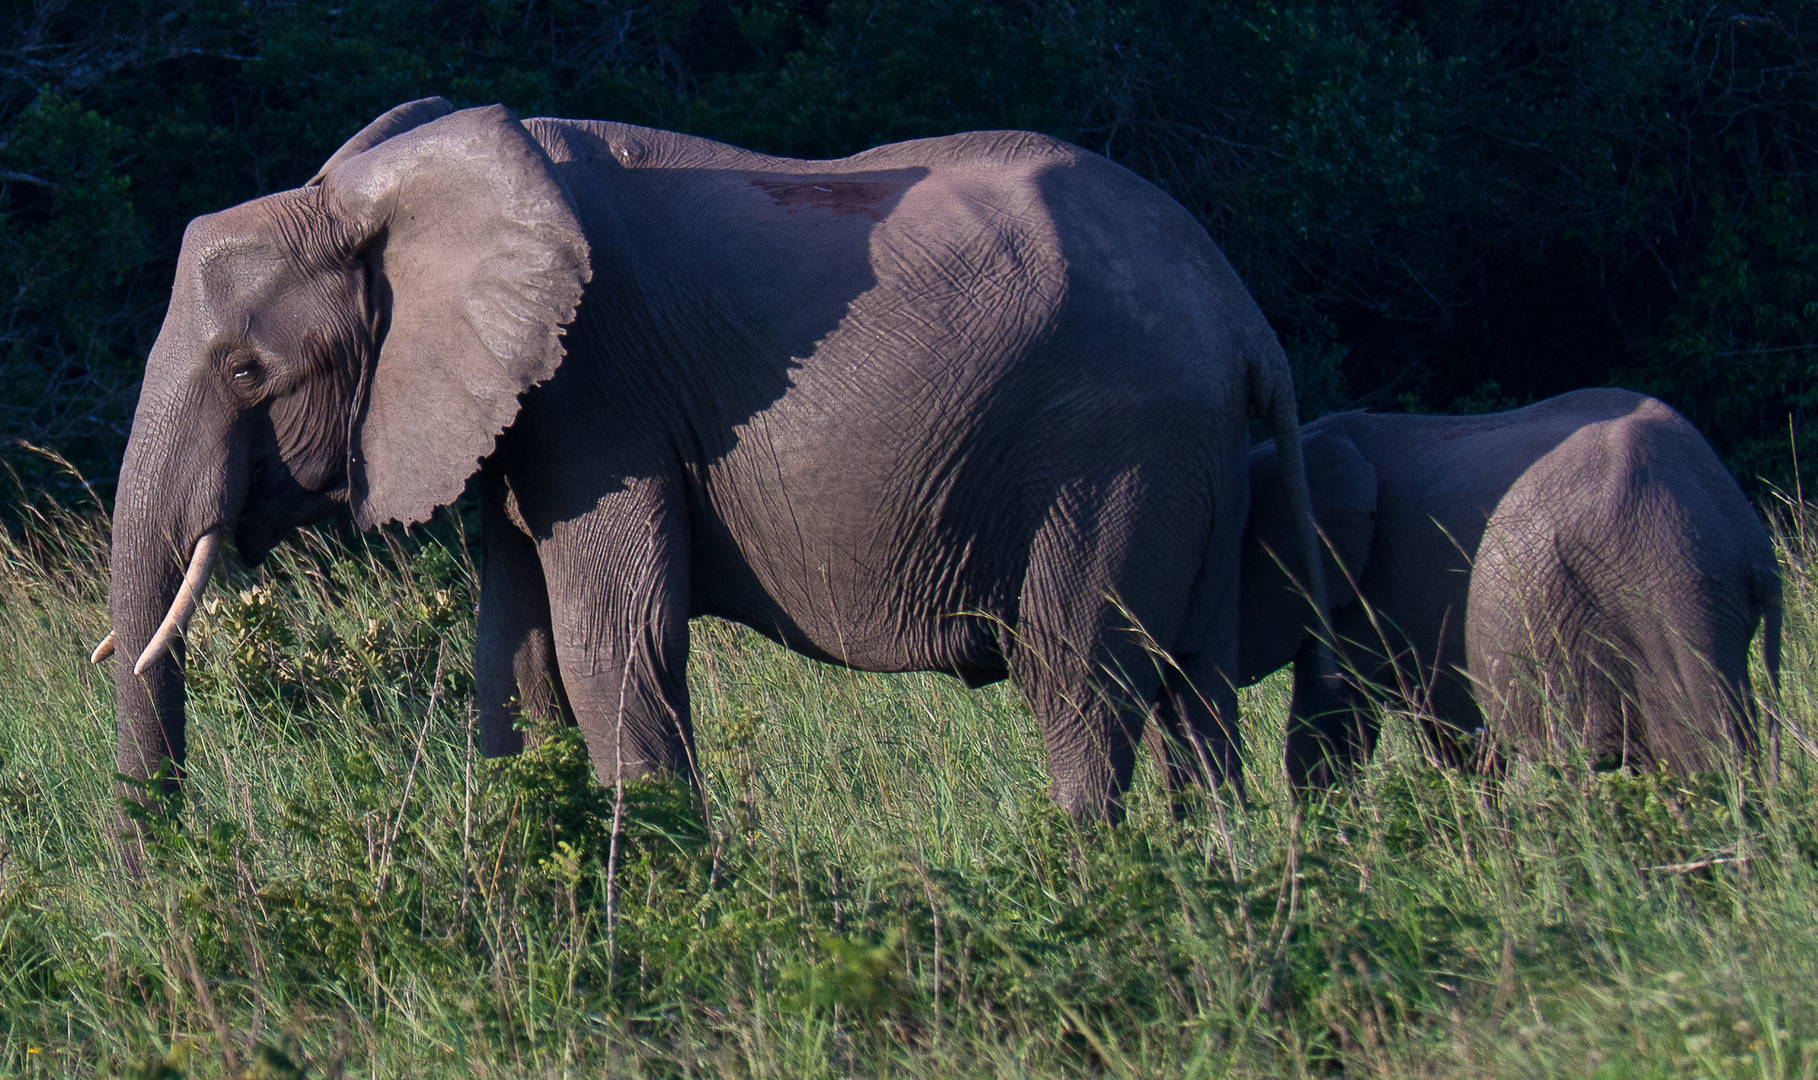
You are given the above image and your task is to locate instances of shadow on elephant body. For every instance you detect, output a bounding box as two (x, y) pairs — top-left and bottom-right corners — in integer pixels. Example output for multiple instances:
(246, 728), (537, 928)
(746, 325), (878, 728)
(1240, 388), (1782, 785)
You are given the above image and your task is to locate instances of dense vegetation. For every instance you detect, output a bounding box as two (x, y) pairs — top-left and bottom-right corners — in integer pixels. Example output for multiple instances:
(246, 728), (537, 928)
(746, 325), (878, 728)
(0, 0), (1813, 493)
(0, 454), (1811, 1077)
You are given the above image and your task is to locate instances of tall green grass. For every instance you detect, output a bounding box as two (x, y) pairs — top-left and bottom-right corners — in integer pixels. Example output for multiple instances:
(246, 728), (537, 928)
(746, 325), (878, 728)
(3, 486), (1818, 1078)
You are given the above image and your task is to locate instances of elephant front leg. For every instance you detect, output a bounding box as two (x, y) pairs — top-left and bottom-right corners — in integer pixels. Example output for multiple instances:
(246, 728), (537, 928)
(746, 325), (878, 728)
(535, 475), (697, 787)
(476, 469), (574, 757)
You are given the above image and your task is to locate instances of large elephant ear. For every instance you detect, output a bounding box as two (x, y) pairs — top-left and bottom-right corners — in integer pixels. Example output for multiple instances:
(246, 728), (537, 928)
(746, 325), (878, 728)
(1237, 422), (1378, 685)
(308, 97), (456, 185)
(319, 104), (591, 528)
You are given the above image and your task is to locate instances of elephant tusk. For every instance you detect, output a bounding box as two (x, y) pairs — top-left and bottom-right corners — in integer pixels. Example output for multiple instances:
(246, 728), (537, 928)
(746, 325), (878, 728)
(132, 528), (223, 676)
(89, 632), (116, 664)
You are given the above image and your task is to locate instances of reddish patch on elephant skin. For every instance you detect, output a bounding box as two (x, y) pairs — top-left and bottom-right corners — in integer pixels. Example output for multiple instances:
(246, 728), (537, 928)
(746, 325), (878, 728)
(749, 179), (899, 221)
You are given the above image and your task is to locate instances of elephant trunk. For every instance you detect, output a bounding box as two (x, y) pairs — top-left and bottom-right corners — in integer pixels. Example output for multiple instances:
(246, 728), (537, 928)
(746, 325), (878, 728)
(105, 390), (237, 798)
(109, 508), (199, 791)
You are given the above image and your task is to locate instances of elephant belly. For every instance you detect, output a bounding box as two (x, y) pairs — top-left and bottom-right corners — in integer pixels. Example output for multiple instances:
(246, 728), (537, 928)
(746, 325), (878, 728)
(691, 564), (1013, 682)
(1332, 588), (1481, 731)
(688, 373), (1233, 685)
(683, 484), (1020, 680)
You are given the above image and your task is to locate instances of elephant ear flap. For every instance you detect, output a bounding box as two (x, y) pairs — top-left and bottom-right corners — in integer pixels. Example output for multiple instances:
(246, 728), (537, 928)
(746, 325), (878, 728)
(1237, 422), (1378, 685)
(320, 104), (591, 528)
(1302, 426), (1377, 604)
(308, 97), (456, 184)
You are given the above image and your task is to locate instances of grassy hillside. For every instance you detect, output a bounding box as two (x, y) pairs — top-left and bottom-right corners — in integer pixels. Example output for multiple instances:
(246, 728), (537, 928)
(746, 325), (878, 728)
(3, 488), (1818, 1078)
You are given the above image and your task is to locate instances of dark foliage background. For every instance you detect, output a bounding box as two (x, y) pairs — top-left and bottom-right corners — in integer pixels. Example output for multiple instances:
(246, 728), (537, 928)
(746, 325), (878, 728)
(0, 0), (1812, 496)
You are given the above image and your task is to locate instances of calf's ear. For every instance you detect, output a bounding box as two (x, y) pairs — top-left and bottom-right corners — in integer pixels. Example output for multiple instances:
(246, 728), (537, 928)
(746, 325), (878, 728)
(1303, 428), (1377, 597)
(1238, 425), (1378, 685)
(318, 103), (591, 528)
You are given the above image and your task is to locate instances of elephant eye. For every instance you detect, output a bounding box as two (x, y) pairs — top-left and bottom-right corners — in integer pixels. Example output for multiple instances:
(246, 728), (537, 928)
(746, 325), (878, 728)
(227, 352), (264, 388)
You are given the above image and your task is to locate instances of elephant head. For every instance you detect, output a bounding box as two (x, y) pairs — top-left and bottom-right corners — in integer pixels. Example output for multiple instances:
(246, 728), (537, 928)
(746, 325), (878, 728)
(105, 98), (591, 795)
(1238, 422), (1378, 686)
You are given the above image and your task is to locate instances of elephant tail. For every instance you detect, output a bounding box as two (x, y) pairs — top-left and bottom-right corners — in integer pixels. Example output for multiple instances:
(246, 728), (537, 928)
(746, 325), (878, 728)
(1263, 383), (1337, 686)
(1760, 572), (1783, 696)
(1752, 562), (1782, 772)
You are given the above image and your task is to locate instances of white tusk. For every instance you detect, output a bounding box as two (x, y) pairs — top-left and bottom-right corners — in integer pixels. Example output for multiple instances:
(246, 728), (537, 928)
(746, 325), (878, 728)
(133, 528), (223, 676)
(89, 632), (116, 664)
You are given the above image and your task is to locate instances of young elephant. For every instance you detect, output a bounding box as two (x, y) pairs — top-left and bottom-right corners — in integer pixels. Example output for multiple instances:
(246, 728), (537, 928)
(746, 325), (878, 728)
(1241, 388), (1782, 782)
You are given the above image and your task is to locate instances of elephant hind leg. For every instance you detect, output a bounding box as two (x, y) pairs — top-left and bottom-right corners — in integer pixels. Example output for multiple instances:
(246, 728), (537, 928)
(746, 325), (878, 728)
(1010, 473), (1219, 822)
(1009, 600), (1152, 821)
(1137, 539), (1245, 804)
(1145, 647), (1243, 804)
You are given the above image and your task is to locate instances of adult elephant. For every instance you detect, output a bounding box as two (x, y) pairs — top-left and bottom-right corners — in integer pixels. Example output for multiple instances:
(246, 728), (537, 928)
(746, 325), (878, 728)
(1241, 388), (1781, 783)
(97, 98), (1327, 824)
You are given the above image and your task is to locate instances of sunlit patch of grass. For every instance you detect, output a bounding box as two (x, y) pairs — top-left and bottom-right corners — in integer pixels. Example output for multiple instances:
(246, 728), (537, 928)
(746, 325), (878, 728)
(3, 487), (1818, 1077)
